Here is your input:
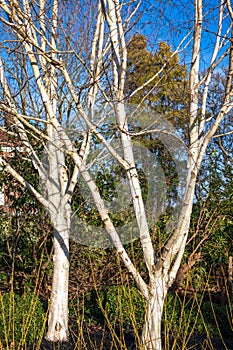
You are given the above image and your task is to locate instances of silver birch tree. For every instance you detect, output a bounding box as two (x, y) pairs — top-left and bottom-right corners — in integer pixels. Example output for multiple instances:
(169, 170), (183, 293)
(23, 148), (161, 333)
(0, 0), (232, 349)
(0, 0), (101, 341)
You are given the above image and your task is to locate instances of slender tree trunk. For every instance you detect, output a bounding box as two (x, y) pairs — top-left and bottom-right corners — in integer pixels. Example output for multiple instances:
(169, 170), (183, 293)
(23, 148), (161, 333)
(46, 206), (70, 341)
(142, 278), (167, 350)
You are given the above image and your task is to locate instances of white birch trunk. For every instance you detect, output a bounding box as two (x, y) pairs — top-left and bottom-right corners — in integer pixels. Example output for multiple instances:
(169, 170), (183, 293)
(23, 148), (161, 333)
(46, 209), (70, 341)
(43, 141), (71, 341)
(44, 127), (71, 341)
(45, 202), (70, 340)
(43, 0), (71, 339)
(142, 278), (167, 350)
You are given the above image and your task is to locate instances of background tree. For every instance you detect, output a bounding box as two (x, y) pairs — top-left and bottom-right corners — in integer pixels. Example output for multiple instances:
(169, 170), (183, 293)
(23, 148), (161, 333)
(126, 34), (189, 131)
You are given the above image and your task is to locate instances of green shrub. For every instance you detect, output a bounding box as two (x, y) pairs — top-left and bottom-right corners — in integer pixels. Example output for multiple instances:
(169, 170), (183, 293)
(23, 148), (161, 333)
(98, 285), (145, 328)
(163, 293), (233, 341)
(70, 286), (233, 344)
(201, 301), (233, 338)
(0, 291), (46, 346)
(69, 285), (145, 328)
(69, 289), (103, 324)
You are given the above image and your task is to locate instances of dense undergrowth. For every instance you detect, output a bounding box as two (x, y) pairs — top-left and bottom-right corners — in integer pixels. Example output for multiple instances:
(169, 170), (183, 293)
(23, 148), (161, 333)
(0, 284), (232, 350)
(0, 215), (233, 349)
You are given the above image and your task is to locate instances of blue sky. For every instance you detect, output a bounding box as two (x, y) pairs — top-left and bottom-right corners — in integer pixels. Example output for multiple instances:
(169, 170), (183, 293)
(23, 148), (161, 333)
(132, 0), (232, 72)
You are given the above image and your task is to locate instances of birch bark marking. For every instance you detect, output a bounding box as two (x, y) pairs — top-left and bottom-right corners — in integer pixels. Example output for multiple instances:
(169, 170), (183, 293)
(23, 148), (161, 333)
(43, 0), (71, 340)
(46, 207), (70, 341)
(45, 130), (71, 341)
(142, 281), (166, 350)
(189, 0), (202, 161)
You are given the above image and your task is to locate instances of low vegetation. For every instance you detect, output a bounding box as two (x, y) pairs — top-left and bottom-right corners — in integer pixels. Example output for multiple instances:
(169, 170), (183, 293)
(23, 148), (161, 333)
(0, 214), (232, 349)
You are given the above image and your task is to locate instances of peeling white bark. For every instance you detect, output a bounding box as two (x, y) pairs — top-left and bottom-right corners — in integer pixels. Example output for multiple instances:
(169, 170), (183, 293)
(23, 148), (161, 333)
(46, 207), (70, 341)
(142, 276), (167, 350)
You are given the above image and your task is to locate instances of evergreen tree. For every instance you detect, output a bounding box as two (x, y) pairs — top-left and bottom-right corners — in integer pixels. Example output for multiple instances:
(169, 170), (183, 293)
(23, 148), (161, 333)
(125, 34), (188, 130)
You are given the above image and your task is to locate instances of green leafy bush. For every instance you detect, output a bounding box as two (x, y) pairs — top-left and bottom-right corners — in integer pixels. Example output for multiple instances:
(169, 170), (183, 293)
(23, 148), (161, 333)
(0, 291), (46, 346)
(70, 286), (233, 344)
(201, 301), (233, 338)
(98, 285), (145, 328)
(69, 290), (103, 324)
(69, 285), (145, 328)
(163, 293), (233, 341)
